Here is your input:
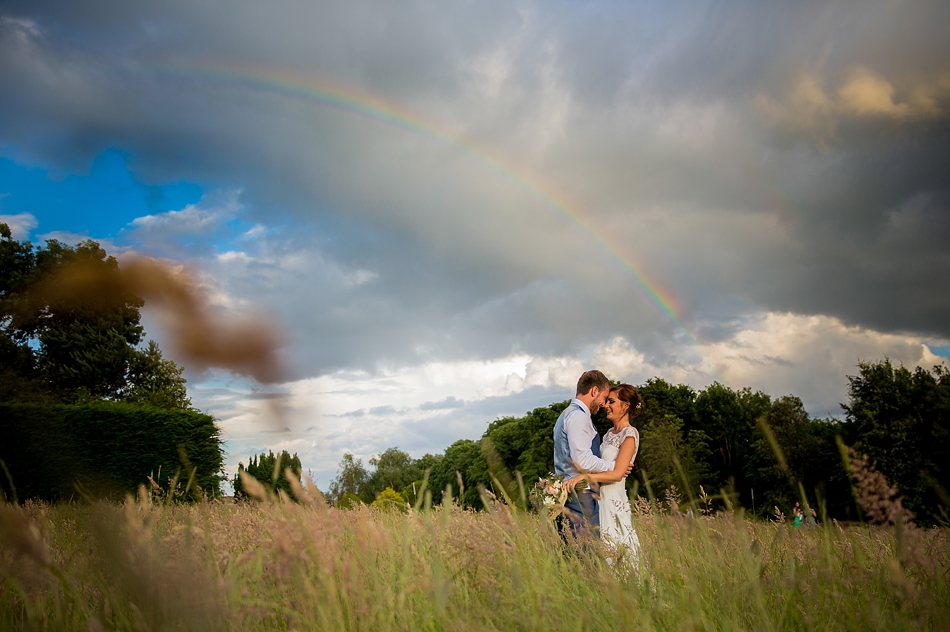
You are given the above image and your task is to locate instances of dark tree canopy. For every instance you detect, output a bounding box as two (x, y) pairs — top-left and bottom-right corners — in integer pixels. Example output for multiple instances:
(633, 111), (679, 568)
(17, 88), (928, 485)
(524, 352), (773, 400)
(0, 224), (189, 408)
(636, 413), (710, 497)
(427, 440), (480, 505)
(842, 359), (950, 524)
(694, 383), (772, 506)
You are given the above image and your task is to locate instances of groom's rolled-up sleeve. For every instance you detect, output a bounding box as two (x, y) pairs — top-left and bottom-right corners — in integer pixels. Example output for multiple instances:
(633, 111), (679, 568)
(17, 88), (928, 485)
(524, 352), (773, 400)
(564, 410), (614, 473)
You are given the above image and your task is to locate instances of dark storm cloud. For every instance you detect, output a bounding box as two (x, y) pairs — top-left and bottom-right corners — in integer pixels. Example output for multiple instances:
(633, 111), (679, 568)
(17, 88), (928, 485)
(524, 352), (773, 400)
(1, 0), (948, 383)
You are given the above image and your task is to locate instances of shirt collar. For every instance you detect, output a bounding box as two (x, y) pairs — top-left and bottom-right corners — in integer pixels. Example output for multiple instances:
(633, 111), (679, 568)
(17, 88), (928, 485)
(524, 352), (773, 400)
(570, 398), (591, 416)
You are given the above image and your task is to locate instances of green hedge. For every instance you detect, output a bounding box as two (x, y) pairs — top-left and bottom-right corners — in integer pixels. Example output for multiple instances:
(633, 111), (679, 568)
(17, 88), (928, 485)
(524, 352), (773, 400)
(0, 401), (224, 502)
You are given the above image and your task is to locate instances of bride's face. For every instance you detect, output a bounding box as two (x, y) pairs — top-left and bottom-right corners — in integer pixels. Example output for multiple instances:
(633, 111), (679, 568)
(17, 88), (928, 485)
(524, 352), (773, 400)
(604, 392), (628, 423)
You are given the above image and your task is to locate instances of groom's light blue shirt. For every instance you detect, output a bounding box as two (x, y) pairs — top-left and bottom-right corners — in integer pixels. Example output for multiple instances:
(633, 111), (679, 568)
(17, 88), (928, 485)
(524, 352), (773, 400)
(553, 398), (614, 479)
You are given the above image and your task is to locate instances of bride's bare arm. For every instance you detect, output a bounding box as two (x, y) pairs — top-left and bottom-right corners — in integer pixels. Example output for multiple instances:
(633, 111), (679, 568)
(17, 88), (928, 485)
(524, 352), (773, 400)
(566, 436), (637, 487)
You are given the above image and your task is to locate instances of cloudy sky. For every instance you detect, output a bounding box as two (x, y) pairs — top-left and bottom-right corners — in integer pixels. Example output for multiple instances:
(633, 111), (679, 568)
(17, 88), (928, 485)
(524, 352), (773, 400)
(2, 0), (948, 488)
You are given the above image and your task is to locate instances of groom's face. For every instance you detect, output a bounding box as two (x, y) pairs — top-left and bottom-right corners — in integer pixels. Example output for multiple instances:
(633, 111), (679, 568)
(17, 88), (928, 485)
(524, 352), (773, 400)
(589, 386), (608, 413)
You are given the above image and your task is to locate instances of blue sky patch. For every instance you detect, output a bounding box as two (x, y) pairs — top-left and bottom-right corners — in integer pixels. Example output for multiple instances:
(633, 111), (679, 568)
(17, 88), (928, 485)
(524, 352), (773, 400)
(928, 344), (950, 363)
(0, 149), (202, 240)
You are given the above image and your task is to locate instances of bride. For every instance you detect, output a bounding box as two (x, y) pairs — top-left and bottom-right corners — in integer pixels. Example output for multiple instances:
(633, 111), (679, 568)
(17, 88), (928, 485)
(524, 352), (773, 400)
(568, 383), (644, 569)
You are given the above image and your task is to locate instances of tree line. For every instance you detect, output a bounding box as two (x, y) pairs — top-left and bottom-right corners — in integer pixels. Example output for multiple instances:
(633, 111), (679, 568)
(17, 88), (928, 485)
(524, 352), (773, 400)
(327, 361), (950, 525)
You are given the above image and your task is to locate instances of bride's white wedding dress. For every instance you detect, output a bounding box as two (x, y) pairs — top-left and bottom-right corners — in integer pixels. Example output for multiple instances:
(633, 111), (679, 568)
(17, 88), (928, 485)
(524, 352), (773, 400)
(599, 426), (641, 569)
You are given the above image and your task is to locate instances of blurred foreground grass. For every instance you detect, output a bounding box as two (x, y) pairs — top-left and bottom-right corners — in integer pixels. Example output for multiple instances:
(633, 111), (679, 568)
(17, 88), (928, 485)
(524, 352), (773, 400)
(1, 485), (948, 631)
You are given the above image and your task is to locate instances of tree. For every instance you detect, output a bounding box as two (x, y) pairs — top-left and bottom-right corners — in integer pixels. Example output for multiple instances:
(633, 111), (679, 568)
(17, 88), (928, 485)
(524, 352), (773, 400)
(842, 359), (950, 524)
(323, 366), (949, 522)
(121, 340), (192, 409)
(414, 452), (443, 477)
(461, 401), (571, 508)
(404, 453), (443, 503)
(511, 402), (569, 484)
(636, 414), (710, 499)
(749, 396), (824, 516)
(327, 452), (369, 504)
(0, 225), (190, 407)
(21, 238), (144, 399)
(429, 439), (480, 506)
(467, 415), (530, 505)
(362, 448), (421, 504)
(637, 377), (698, 430)
(804, 417), (855, 520)
(694, 383), (771, 505)
(233, 450), (302, 499)
(1, 224), (44, 399)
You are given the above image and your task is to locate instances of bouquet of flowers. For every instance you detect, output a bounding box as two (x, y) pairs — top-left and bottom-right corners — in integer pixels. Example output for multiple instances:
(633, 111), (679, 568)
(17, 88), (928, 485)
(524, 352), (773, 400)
(530, 473), (588, 518)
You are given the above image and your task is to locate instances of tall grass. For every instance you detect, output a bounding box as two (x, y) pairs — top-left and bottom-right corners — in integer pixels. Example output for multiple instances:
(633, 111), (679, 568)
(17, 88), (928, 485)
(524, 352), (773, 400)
(1, 485), (948, 631)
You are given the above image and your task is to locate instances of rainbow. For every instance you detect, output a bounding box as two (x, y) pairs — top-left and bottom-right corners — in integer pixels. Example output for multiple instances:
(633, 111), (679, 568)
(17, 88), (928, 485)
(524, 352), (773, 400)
(158, 63), (708, 356)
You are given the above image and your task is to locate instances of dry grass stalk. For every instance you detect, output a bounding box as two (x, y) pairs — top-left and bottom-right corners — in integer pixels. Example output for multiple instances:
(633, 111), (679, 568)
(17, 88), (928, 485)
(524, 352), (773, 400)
(846, 447), (914, 527)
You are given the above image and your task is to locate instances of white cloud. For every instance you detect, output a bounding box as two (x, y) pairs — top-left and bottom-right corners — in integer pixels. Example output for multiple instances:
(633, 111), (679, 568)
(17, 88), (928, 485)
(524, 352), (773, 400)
(0, 212), (37, 238)
(126, 190), (242, 245)
(698, 312), (946, 416)
(38, 230), (84, 243)
(130, 205), (223, 232)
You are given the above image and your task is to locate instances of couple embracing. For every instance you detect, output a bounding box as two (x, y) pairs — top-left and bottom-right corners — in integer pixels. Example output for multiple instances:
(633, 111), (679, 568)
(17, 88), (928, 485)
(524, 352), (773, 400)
(554, 370), (644, 566)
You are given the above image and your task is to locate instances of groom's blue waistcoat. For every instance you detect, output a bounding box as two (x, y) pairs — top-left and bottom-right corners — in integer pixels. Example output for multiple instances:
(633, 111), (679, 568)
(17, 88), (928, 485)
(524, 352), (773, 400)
(553, 402), (600, 479)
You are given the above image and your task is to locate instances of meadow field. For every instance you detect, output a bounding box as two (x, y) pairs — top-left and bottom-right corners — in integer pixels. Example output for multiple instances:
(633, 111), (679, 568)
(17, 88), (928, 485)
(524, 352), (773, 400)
(1, 482), (948, 631)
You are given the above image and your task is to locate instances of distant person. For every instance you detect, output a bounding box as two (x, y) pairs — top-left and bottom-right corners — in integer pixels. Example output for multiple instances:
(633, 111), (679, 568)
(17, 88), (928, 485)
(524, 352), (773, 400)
(792, 502), (802, 528)
(567, 383), (645, 569)
(805, 507), (817, 527)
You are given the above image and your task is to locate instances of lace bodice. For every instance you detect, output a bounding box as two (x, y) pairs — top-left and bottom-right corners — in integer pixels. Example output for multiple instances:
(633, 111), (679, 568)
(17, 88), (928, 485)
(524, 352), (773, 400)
(603, 426), (639, 453)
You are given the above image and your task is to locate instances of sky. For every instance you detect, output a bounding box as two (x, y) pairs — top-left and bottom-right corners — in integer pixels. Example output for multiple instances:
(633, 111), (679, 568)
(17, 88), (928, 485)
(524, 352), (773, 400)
(1, 0), (949, 489)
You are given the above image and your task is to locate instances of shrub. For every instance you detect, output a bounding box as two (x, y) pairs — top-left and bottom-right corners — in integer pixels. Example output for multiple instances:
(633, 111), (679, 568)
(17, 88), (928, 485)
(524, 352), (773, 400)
(0, 401), (224, 501)
(371, 487), (408, 512)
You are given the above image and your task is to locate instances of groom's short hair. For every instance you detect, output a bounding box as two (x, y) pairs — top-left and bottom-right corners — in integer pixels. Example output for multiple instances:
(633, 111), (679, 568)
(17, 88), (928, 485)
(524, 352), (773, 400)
(576, 370), (609, 396)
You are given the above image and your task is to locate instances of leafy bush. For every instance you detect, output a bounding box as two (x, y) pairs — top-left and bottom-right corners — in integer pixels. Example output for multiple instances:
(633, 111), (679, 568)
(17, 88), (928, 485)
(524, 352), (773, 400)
(0, 401), (224, 502)
(371, 487), (408, 512)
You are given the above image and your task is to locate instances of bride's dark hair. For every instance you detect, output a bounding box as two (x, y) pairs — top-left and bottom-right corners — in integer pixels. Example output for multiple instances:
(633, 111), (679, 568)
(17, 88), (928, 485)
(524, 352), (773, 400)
(610, 383), (645, 420)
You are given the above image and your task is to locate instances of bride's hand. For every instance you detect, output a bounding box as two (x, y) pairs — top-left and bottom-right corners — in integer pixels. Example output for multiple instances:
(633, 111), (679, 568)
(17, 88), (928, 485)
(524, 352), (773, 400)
(564, 475), (586, 491)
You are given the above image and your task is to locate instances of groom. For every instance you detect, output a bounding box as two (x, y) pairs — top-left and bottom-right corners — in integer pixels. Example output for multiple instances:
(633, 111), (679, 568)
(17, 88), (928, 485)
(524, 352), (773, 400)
(553, 370), (627, 538)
